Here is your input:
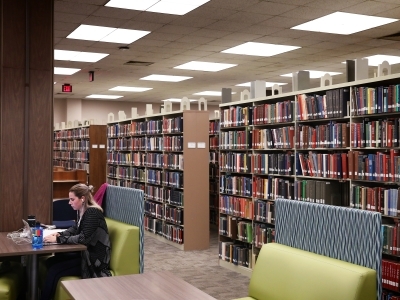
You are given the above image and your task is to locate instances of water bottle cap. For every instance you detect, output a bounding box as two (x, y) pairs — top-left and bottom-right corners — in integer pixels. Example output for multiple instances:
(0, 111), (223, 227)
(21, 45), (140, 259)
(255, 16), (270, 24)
(35, 221), (41, 227)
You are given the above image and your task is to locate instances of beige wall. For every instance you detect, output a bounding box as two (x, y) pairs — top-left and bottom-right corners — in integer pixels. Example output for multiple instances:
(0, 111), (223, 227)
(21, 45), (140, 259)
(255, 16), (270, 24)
(54, 99), (219, 125)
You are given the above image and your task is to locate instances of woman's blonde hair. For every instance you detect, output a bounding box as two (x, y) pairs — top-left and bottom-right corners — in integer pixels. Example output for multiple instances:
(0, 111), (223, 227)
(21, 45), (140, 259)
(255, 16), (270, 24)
(69, 184), (103, 212)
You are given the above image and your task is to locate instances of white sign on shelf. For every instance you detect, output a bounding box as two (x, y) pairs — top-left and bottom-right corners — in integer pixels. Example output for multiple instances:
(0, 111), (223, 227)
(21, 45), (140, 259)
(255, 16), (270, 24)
(92, 144), (98, 148)
(188, 142), (196, 149)
(99, 145), (105, 149)
(197, 142), (206, 148)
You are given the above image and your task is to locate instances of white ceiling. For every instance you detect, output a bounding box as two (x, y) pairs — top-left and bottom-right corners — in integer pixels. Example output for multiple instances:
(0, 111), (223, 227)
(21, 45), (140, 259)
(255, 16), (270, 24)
(54, 0), (400, 104)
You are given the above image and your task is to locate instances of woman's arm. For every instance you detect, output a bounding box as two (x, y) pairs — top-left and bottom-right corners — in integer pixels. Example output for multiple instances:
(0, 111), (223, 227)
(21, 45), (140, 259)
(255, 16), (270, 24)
(57, 208), (102, 245)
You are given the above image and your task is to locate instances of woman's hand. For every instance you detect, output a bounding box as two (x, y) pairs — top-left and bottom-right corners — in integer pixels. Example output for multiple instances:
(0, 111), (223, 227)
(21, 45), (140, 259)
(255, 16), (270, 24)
(43, 232), (60, 243)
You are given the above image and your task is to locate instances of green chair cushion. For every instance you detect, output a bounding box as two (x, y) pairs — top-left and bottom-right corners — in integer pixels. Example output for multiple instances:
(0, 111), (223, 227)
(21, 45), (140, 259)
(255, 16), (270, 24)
(0, 262), (23, 300)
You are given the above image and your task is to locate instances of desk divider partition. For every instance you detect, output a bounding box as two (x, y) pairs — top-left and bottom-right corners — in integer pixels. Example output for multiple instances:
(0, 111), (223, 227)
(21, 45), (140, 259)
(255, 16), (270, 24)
(275, 199), (382, 300)
(103, 185), (144, 273)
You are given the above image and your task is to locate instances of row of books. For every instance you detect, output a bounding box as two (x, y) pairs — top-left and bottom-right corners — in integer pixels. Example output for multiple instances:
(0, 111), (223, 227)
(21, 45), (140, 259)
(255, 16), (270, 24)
(210, 180), (218, 194)
(107, 165), (131, 179)
(144, 186), (184, 206)
(210, 152), (218, 164)
(53, 160), (89, 172)
(296, 88), (349, 120)
(53, 151), (89, 161)
(351, 119), (400, 149)
(221, 106), (252, 128)
(297, 151), (348, 178)
(145, 170), (184, 188)
(294, 180), (347, 205)
(253, 223), (275, 248)
(54, 127), (90, 140)
(107, 136), (183, 151)
(144, 216), (184, 244)
(253, 100), (294, 125)
(220, 175), (252, 197)
(382, 259), (400, 293)
(219, 196), (253, 219)
(53, 140), (90, 151)
(144, 201), (184, 225)
(106, 178), (145, 190)
(209, 120), (220, 134)
(108, 117), (184, 137)
(297, 122), (349, 149)
(220, 129), (252, 150)
(351, 185), (400, 217)
(382, 224), (400, 256)
(209, 162), (219, 178)
(253, 177), (293, 201)
(218, 241), (252, 268)
(209, 136), (219, 150)
(253, 199), (275, 224)
(252, 127), (294, 149)
(251, 153), (294, 176)
(351, 85), (400, 116)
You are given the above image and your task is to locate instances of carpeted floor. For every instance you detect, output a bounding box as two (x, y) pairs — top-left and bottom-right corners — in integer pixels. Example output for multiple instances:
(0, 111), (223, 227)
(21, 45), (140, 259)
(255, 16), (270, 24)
(144, 228), (250, 300)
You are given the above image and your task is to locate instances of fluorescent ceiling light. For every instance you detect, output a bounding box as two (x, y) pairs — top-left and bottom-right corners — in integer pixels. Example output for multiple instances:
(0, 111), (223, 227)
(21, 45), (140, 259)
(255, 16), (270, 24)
(174, 61), (237, 72)
(236, 82), (288, 88)
(193, 91), (236, 96)
(140, 74), (192, 82)
(363, 54), (400, 66)
(54, 67), (81, 75)
(222, 42), (300, 57)
(109, 86), (153, 92)
(280, 70), (342, 79)
(67, 24), (150, 44)
(105, 0), (210, 15)
(162, 98), (197, 102)
(54, 50), (109, 63)
(86, 94), (123, 99)
(292, 12), (398, 35)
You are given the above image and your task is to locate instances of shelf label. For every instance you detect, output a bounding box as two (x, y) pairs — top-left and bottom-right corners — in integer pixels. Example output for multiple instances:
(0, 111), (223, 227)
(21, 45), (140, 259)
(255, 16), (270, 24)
(188, 142), (196, 149)
(99, 144), (105, 149)
(197, 142), (206, 148)
(92, 144), (98, 148)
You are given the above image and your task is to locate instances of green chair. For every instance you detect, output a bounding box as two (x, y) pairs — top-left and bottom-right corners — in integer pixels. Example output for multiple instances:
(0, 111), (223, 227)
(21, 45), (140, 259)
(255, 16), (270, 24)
(41, 217), (140, 300)
(0, 261), (24, 300)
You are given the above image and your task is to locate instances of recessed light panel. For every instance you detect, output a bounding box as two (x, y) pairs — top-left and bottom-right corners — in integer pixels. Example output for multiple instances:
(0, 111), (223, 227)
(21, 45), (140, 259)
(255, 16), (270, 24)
(222, 42), (300, 57)
(140, 74), (192, 82)
(67, 25), (150, 44)
(54, 67), (81, 75)
(174, 61), (237, 72)
(86, 94), (123, 99)
(162, 98), (197, 102)
(109, 86), (153, 92)
(54, 50), (109, 63)
(292, 12), (398, 35)
(280, 70), (342, 79)
(363, 54), (400, 66)
(105, 0), (210, 15)
(236, 82), (288, 87)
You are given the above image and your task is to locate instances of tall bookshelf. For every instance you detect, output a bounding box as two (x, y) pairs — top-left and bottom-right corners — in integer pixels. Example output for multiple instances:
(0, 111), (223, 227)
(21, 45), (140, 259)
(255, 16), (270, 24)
(106, 110), (209, 251)
(209, 117), (220, 226)
(53, 125), (107, 194)
(218, 73), (400, 284)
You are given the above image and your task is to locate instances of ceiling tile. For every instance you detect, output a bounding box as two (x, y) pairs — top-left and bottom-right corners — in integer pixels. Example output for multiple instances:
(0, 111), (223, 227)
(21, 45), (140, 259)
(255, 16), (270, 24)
(237, 25), (282, 35)
(206, 20), (252, 31)
(281, 6), (333, 19)
(221, 32), (263, 42)
(191, 28), (233, 39)
(55, 0), (99, 15)
(82, 16), (127, 28)
(224, 12), (274, 24)
(187, 7), (238, 20)
(343, 1), (399, 15)
(170, 16), (217, 27)
(243, 2), (298, 15)
(54, 12), (87, 23)
(146, 32), (184, 42)
(54, 22), (78, 32)
(131, 11), (179, 24)
(131, 39), (171, 47)
(259, 16), (309, 29)
(305, 0), (365, 10)
(206, 0), (260, 10)
(156, 25), (200, 35)
(92, 6), (141, 19)
(176, 35), (216, 45)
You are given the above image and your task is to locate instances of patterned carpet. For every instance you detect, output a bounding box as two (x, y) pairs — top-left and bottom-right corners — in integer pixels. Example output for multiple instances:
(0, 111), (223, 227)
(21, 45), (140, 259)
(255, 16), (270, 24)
(144, 228), (250, 300)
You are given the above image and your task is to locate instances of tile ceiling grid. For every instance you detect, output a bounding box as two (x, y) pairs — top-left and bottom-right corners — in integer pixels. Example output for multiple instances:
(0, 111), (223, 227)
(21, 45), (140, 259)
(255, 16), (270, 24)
(53, 0), (400, 103)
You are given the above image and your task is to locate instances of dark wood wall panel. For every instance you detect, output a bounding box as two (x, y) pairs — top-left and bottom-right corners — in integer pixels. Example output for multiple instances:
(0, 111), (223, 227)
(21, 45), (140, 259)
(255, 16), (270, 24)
(27, 0), (53, 224)
(89, 125), (107, 194)
(0, 1), (53, 230)
(0, 68), (25, 231)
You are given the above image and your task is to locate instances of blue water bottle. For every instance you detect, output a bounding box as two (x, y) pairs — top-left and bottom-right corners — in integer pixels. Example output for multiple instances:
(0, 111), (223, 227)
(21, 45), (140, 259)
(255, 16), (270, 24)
(32, 221), (43, 249)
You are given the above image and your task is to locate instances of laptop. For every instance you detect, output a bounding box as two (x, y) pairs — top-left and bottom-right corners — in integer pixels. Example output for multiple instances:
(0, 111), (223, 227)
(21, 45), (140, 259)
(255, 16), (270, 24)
(22, 219), (60, 245)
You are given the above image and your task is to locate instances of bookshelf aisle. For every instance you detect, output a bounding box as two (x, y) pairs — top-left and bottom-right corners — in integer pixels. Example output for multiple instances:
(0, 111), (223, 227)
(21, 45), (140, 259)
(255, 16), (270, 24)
(209, 117), (220, 227)
(218, 73), (400, 291)
(107, 109), (209, 251)
(53, 125), (107, 193)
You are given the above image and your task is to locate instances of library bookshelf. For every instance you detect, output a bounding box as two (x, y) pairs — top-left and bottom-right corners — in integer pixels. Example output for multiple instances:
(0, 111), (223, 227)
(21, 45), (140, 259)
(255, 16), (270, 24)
(106, 110), (209, 251)
(53, 125), (107, 194)
(209, 117), (220, 227)
(218, 73), (400, 286)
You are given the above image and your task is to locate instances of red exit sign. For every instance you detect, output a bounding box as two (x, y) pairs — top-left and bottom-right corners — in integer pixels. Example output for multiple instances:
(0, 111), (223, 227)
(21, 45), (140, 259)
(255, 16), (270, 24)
(62, 84), (72, 93)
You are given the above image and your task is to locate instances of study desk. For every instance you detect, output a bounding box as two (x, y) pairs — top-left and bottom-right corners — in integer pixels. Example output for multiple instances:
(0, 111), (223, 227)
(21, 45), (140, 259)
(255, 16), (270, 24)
(62, 271), (217, 300)
(0, 232), (86, 300)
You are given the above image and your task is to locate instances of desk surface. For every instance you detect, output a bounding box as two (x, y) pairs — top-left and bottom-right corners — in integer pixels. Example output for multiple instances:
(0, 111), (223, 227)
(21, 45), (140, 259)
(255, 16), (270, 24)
(62, 271), (217, 300)
(0, 232), (86, 256)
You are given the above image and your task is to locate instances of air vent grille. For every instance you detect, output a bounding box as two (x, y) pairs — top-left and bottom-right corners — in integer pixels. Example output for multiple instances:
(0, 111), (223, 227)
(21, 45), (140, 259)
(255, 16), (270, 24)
(124, 61), (154, 66)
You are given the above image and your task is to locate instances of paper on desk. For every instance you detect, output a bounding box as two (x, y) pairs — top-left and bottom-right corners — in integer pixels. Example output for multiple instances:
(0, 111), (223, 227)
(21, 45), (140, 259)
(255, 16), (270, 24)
(43, 229), (64, 238)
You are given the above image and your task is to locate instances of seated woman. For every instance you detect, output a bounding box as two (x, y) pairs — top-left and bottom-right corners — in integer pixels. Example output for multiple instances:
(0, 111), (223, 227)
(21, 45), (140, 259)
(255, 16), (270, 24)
(41, 184), (111, 300)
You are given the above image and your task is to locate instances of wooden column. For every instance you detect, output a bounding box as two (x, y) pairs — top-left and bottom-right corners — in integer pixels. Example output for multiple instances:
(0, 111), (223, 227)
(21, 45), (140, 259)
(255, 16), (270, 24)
(0, 0), (53, 231)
